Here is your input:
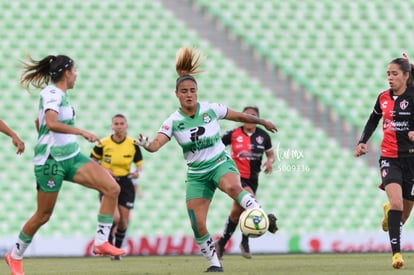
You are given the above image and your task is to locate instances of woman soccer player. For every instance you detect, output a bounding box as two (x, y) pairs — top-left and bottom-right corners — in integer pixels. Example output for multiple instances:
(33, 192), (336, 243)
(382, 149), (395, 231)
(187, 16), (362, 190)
(215, 106), (277, 260)
(4, 54), (125, 275)
(137, 47), (278, 272)
(354, 55), (414, 269)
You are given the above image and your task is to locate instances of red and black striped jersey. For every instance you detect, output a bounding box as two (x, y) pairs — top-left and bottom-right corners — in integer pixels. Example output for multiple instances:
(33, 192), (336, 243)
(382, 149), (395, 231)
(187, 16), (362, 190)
(359, 88), (414, 158)
(222, 126), (272, 180)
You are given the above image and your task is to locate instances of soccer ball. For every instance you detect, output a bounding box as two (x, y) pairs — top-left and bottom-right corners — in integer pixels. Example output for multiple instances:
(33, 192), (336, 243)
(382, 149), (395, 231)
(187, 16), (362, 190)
(239, 208), (269, 238)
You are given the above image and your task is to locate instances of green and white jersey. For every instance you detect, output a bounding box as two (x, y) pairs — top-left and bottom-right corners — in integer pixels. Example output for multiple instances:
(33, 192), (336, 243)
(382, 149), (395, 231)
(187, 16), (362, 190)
(159, 101), (228, 173)
(33, 85), (80, 165)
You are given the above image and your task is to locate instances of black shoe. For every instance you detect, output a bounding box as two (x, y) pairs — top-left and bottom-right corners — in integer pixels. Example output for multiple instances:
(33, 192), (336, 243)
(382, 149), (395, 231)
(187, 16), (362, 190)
(205, 266), (223, 272)
(215, 239), (225, 260)
(268, 214), (278, 233)
(239, 242), (252, 259)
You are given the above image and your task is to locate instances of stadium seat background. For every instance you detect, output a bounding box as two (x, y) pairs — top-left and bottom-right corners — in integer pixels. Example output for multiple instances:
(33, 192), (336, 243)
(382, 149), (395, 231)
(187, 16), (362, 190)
(0, 0), (407, 241)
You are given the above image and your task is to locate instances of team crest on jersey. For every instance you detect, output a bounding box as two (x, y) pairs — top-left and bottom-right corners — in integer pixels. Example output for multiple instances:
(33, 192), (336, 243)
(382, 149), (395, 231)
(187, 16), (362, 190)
(203, 113), (211, 123)
(256, 135), (264, 144)
(381, 169), (388, 178)
(47, 178), (56, 188)
(400, 100), (409, 110)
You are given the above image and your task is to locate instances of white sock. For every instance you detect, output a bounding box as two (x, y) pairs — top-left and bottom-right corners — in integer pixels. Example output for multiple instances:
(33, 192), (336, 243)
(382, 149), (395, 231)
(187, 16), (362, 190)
(238, 191), (261, 209)
(94, 222), (112, 245)
(199, 236), (221, 267)
(11, 239), (30, 259)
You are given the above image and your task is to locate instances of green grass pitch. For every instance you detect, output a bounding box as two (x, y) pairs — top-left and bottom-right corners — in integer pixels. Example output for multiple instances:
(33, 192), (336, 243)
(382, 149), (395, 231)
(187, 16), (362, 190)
(1, 253), (413, 274)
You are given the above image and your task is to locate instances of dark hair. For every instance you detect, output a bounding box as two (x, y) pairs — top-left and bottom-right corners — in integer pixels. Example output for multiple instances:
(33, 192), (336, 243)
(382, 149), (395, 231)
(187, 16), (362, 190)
(243, 106), (260, 117)
(389, 57), (414, 87)
(112, 113), (127, 121)
(20, 54), (74, 90)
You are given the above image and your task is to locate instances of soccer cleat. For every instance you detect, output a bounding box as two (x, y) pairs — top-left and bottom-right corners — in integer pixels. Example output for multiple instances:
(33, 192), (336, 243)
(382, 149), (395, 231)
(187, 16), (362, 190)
(215, 239), (225, 260)
(239, 242), (252, 259)
(382, 202), (390, 232)
(267, 213), (278, 233)
(392, 253), (404, 269)
(93, 242), (126, 257)
(204, 265), (223, 272)
(4, 251), (24, 275)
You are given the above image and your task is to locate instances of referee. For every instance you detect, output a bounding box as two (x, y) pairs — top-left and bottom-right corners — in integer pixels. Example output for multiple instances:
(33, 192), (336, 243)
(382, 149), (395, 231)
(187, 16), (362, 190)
(91, 114), (143, 260)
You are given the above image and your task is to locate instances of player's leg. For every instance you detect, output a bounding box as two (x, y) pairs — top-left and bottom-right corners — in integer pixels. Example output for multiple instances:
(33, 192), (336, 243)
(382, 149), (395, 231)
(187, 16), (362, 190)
(402, 199), (414, 224)
(382, 201), (391, 232)
(384, 182), (404, 269)
(215, 200), (243, 260)
(70, 154), (124, 256)
(6, 158), (64, 274)
(218, 173), (260, 209)
(113, 177), (136, 251)
(187, 198), (222, 272)
(385, 198), (414, 232)
(5, 191), (59, 275)
(115, 205), (129, 248)
(186, 171), (223, 272)
(109, 206), (120, 244)
(217, 182), (254, 259)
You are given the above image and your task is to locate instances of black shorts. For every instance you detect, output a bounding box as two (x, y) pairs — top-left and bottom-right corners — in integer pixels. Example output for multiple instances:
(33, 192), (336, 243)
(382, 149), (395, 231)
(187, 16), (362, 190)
(379, 157), (414, 201)
(99, 176), (136, 209)
(241, 177), (258, 194)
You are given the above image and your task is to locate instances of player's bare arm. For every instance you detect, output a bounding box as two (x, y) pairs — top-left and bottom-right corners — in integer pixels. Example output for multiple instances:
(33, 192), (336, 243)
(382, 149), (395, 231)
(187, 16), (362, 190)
(225, 109), (277, 133)
(137, 132), (169, 152)
(45, 110), (101, 143)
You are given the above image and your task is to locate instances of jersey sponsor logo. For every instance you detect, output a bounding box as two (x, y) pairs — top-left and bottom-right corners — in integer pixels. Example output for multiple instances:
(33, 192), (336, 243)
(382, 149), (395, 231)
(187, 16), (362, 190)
(383, 119), (409, 131)
(381, 101), (388, 109)
(184, 132), (220, 153)
(237, 151), (262, 160)
(190, 127), (206, 142)
(380, 159), (390, 168)
(400, 99), (409, 110)
(236, 136), (243, 143)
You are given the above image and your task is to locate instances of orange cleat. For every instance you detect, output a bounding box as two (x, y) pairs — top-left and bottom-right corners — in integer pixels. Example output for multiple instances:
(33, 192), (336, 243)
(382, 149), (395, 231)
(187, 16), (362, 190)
(93, 242), (126, 257)
(4, 251), (24, 275)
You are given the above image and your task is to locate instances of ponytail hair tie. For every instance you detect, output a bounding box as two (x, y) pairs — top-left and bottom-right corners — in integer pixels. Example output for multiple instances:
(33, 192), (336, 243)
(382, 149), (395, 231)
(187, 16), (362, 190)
(402, 52), (409, 62)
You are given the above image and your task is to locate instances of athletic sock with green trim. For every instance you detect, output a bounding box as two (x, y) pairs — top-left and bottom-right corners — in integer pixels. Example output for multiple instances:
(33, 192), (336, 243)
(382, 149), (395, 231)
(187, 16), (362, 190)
(95, 214), (114, 245)
(237, 190), (261, 209)
(197, 234), (221, 267)
(11, 231), (33, 259)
